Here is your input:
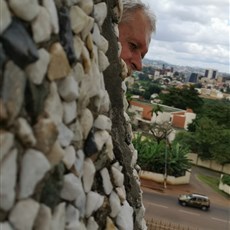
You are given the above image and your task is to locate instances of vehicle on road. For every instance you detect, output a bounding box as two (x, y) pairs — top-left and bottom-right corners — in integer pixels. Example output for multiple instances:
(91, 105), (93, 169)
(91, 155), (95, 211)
(178, 193), (210, 211)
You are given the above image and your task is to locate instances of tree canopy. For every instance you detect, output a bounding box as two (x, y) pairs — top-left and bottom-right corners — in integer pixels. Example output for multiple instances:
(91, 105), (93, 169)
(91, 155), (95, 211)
(133, 133), (192, 177)
(159, 85), (203, 113)
(175, 117), (230, 164)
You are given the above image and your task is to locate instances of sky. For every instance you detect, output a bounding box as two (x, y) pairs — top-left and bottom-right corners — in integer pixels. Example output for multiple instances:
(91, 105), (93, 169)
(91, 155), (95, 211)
(141, 0), (230, 74)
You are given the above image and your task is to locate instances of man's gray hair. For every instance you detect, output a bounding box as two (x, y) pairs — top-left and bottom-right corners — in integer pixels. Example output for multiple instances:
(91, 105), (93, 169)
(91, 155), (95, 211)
(121, 0), (156, 33)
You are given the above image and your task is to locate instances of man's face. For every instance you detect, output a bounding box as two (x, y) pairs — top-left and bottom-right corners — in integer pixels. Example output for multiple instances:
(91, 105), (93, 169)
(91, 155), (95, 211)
(118, 9), (151, 73)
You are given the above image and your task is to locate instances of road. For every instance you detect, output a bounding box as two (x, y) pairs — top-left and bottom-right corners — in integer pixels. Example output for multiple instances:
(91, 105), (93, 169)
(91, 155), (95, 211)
(143, 190), (230, 230)
(141, 166), (230, 230)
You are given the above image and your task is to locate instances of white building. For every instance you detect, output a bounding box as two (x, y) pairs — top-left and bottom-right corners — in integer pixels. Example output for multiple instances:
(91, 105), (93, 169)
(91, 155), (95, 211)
(204, 69), (218, 79)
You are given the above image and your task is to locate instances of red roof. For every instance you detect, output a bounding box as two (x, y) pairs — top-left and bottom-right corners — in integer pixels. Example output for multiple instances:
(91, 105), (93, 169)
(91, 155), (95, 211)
(130, 101), (153, 120)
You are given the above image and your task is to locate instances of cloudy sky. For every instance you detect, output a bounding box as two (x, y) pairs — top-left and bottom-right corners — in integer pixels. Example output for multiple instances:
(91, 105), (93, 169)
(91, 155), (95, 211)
(141, 0), (229, 73)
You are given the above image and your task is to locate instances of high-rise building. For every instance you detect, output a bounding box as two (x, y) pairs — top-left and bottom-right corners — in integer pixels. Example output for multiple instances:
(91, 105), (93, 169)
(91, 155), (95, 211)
(188, 73), (198, 83)
(204, 69), (218, 79)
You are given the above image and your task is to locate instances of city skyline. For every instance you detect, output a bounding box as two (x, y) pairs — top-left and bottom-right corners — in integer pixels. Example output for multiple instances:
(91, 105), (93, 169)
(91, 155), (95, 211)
(142, 0), (229, 74)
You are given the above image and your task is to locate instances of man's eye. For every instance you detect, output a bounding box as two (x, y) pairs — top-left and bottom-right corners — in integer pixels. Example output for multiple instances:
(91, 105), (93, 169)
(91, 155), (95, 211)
(129, 43), (138, 50)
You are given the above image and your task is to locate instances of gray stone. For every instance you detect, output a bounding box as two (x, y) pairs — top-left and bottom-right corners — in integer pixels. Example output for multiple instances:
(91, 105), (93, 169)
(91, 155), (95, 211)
(93, 115), (112, 131)
(0, 130), (14, 162)
(62, 145), (76, 169)
(51, 203), (66, 230)
(0, 149), (17, 211)
(42, 0), (59, 34)
(0, 222), (14, 230)
(0, 0), (11, 34)
(9, 0), (40, 21)
(116, 201), (134, 230)
(70, 6), (91, 34)
(9, 199), (40, 230)
(57, 75), (79, 102)
(25, 48), (50, 85)
(2, 61), (26, 124)
(58, 6), (76, 65)
(34, 204), (52, 230)
(31, 6), (52, 43)
(33, 118), (58, 154)
(1, 20), (38, 68)
(44, 82), (64, 125)
(60, 173), (82, 201)
(100, 168), (113, 195)
(87, 216), (99, 230)
(82, 158), (96, 192)
(19, 149), (51, 198)
(57, 123), (74, 147)
(16, 117), (36, 147)
(94, 2), (107, 27)
(85, 191), (104, 218)
(78, 0), (93, 15)
(63, 100), (77, 125)
(79, 108), (93, 140)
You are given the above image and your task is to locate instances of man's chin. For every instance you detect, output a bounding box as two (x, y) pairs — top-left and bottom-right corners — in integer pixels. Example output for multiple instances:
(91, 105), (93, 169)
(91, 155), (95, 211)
(120, 59), (133, 79)
(127, 67), (133, 76)
(125, 63), (133, 77)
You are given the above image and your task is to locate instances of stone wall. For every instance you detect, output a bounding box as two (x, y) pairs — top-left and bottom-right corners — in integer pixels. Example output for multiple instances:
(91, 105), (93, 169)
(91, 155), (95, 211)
(219, 175), (230, 195)
(140, 171), (191, 185)
(0, 0), (146, 229)
(189, 153), (230, 174)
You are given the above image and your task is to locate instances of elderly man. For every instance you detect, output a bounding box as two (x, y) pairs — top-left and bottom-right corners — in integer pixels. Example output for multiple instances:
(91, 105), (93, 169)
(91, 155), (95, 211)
(119, 0), (156, 73)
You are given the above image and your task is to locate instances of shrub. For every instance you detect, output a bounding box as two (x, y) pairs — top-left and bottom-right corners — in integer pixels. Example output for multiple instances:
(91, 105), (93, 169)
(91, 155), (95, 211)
(133, 132), (192, 177)
(221, 174), (230, 186)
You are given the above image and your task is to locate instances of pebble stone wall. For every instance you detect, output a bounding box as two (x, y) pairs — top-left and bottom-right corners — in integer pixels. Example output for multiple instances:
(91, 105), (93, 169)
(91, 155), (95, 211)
(0, 0), (147, 229)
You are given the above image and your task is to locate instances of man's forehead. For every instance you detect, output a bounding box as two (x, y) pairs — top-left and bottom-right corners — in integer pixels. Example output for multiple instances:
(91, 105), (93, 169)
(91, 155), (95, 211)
(136, 35), (150, 56)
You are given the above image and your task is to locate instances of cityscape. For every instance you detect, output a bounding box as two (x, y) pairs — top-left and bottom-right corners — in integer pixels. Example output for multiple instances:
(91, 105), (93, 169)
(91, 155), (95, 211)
(140, 58), (230, 101)
(126, 58), (230, 229)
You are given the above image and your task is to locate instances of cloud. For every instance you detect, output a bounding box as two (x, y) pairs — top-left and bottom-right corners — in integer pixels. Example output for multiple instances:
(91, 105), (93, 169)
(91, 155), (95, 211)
(142, 0), (229, 73)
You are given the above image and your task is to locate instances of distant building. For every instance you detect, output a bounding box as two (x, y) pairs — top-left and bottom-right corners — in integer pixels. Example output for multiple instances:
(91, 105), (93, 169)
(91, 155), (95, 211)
(204, 69), (218, 79)
(209, 89), (224, 99)
(129, 100), (153, 121)
(199, 88), (224, 99)
(128, 100), (196, 133)
(170, 109), (196, 130)
(188, 73), (198, 83)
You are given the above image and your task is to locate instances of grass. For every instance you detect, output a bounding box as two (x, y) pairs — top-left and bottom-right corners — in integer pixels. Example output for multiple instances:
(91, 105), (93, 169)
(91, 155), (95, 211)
(197, 174), (230, 199)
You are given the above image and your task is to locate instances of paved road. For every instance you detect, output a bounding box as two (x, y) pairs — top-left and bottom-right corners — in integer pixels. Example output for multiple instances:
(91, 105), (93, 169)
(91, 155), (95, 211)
(143, 191), (229, 230)
(141, 165), (229, 207)
(141, 165), (230, 229)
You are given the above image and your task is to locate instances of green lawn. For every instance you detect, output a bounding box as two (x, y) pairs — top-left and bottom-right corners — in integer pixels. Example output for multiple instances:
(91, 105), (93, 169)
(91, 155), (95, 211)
(197, 174), (230, 199)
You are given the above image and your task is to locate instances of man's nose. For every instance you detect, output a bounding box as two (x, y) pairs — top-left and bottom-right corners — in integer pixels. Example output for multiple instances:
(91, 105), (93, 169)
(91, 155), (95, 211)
(132, 56), (142, 71)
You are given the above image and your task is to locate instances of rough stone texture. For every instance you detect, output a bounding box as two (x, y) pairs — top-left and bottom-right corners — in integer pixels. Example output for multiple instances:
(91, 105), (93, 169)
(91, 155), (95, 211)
(102, 1), (146, 229)
(0, 1), (147, 229)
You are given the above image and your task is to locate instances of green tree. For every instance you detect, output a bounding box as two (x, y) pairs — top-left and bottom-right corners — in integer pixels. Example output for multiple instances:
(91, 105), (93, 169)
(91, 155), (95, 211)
(173, 131), (196, 152)
(167, 142), (192, 177)
(143, 83), (162, 100)
(176, 117), (230, 164)
(132, 133), (165, 172)
(138, 73), (150, 81)
(211, 129), (230, 164)
(133, 133), (191, 177)
(159, 85), (203, 113)
(149, 104), (163, 117)
(222, 174), (230, 186)
(199, 99), (230, 129)
(188, 117), (218, 160)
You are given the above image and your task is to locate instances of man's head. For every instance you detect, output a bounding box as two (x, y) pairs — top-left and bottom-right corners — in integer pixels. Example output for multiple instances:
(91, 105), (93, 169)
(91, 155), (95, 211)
(118, 0), (156, 73)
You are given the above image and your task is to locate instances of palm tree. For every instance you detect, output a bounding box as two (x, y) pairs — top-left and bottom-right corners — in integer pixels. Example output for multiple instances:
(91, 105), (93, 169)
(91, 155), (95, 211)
(149, 104), (163, 117)
(133, 133), (192, 178)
